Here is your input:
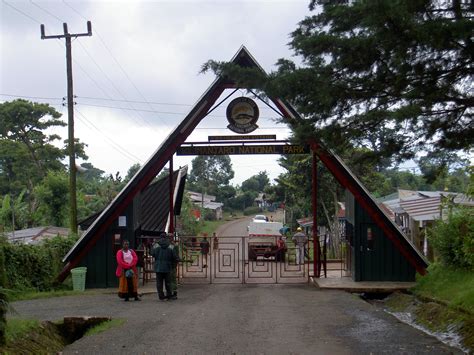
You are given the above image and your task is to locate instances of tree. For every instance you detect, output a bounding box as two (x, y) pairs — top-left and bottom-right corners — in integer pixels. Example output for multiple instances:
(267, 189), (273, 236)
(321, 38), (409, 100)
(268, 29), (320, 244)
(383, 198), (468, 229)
(34, 171), (69, 227)
(203, 0), (473, 161)
(124, 163), (141, 182)
(241, 177), (260, 193)
(188, 155), (235, 198)
(0, 100), (65, 175)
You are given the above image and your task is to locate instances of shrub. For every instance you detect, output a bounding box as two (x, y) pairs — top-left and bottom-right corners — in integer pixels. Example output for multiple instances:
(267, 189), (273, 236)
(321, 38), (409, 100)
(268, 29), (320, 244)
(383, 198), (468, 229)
(243, 206), (261, 216)
(0, 235), (78, 291)
(0, 291), (6, 346)
(203, 209), (216, 221)
(429, 207), (474, 269)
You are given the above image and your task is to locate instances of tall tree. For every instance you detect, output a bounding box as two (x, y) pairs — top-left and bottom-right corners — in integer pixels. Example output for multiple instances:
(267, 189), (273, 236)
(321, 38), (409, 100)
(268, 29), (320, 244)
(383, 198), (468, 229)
(0, 100), (65, 175)
(188, 155), (235, 198)
(203, 0), (473, 161)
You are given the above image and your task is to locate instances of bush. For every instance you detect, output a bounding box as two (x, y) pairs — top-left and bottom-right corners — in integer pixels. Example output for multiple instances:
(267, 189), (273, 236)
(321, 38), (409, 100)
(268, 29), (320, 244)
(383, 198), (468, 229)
(243, 206), (261, 216)
(0, 288), (6, 346)
(0, 235), (78, 291)
(429, 207), (474, 269)
(203, 209), (216, 221)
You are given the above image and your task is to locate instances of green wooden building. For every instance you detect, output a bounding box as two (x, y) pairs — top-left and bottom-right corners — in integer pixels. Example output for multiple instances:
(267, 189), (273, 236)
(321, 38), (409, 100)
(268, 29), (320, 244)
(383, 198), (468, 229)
(65, 167), (187, 288)
(345, 190), (425, 282)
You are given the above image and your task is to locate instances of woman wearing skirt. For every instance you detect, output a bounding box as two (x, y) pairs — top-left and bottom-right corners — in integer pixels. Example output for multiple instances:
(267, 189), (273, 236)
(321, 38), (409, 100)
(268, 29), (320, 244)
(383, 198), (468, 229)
(116, 240), (140, 301)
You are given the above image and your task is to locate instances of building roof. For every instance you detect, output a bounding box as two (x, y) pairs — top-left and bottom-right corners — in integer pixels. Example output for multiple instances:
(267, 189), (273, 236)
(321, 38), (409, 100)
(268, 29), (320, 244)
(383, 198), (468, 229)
(140, 167), (187, 233)
(6, 226), (70, 245)
(380, 189), (473, 222)
(62, 166), (187, 267)
(78, 168), (187, 233)
(200, 201), (224, 210)
(187, 191), (216, 203)
(399, 196), (441, 222)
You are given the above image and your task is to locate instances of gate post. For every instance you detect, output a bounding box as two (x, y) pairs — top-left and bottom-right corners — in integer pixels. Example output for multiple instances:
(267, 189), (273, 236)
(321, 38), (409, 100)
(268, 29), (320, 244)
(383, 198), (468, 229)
(312, 149), (319, 277)
(169, 157), (174, 233)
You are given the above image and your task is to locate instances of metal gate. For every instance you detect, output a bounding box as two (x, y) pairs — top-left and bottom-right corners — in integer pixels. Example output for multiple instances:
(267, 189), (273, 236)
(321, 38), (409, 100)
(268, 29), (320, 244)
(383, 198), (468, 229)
(178, 236), (308, 284)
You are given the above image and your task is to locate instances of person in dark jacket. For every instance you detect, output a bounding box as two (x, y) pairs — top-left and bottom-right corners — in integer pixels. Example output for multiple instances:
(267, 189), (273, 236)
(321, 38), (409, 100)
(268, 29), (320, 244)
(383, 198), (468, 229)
(200, 236), (210, 268)
(151, 234), (179, 301)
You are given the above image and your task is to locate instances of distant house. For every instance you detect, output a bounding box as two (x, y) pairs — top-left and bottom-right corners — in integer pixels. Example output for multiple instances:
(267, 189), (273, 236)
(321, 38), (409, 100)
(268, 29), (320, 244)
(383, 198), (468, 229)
(5, 226), (70, 245)
(254, 193), (270, 209)
(187, 191), (223, 220)
(297, 202), (346, 236)
(379, 189), (474, 257)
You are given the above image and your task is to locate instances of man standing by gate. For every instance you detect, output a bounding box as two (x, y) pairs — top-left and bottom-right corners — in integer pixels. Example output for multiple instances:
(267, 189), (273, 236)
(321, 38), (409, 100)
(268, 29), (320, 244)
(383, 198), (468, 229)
(169, 234), (179, 299)
(151, 234), (179, 301)
(292, 227), (308, 265)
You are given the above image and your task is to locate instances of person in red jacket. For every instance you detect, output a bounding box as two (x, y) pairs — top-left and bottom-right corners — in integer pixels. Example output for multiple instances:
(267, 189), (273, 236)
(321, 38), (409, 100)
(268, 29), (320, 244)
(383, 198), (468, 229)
(116, 240), (140, 301)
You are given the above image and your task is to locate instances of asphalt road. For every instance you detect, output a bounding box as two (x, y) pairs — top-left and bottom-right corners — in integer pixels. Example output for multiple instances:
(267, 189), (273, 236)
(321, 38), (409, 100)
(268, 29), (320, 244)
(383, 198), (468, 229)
(10, 284), (459, 354)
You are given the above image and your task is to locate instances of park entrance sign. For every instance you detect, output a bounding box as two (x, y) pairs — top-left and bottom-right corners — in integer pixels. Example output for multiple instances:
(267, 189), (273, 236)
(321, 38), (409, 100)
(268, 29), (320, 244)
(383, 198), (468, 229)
(177, 144), (309, 156)
(60, 46), (428, 288)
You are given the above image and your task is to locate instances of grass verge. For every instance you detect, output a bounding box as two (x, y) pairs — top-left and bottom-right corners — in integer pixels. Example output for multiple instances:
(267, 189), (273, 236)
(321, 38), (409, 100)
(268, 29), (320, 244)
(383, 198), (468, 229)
(1, 319), (66, 354)
(84, 318), (125, 336)
(6, 289), (83, 302)
(412, 263), (474, 314)
(4, 318), (39, 343)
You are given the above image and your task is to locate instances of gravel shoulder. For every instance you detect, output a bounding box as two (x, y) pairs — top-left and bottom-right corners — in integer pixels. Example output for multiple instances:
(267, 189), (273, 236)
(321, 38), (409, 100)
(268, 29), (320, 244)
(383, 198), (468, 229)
(10, 284), (460, 354)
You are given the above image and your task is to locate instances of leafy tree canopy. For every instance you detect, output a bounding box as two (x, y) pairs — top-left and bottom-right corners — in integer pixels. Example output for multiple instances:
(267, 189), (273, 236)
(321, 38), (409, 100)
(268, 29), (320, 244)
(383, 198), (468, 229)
(203, 0), (473, 162)
(188, 155), (235, 197)
(0, 99), (65, 175)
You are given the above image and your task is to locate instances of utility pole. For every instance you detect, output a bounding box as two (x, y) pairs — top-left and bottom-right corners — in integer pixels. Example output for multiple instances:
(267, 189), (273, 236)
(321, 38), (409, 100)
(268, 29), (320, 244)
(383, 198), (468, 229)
(41, 22), (92, 234)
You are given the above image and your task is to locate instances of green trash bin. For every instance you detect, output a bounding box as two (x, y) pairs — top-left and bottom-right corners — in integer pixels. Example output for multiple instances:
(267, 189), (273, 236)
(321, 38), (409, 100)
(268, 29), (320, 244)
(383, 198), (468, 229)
(71, 267), (87, 291)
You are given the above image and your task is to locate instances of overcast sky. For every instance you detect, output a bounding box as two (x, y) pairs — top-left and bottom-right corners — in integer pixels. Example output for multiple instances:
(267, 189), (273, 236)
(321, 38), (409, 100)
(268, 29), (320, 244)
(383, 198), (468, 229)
(0, 0), (312, 185)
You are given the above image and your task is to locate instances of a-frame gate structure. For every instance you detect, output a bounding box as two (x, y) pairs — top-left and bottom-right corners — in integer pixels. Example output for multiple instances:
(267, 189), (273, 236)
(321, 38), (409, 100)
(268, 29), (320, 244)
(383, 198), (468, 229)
(60, 47), (428, 285)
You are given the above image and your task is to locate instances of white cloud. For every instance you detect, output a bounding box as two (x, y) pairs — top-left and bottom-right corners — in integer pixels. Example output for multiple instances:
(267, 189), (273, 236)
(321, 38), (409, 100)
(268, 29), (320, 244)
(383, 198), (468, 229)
(1, 0), (309, 185)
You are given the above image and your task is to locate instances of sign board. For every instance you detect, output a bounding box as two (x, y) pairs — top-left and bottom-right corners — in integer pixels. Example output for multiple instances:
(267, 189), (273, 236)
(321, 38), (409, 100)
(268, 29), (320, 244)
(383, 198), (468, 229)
(208, 134), (276, 141)
(177, 144), (309, 156)
(226, 97), (259, 134)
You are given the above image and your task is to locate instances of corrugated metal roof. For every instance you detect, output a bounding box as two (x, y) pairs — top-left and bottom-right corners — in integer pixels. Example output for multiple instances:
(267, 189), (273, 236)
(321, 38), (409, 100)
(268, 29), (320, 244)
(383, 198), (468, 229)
(77, 168), (187, 234)
(140, 167), (187, 233)
(7, 226), (70, 244)
(400, 196), (441, 221)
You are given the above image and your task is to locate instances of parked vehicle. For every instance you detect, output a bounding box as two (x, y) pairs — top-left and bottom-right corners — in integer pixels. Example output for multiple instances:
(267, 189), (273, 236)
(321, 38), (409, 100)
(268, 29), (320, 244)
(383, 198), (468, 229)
(247, 221), (283, 261)
(252, 214), (268, 223)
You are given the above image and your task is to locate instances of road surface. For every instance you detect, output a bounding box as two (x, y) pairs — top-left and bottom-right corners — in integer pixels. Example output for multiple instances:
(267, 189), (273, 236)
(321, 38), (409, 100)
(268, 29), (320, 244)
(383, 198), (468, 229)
(9, 216), (460, 354)
(10, 284), (459, 354)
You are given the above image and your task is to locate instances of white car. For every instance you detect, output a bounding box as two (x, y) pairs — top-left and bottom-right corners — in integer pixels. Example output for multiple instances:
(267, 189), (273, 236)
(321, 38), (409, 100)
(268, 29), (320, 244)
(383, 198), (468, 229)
(252, 214), (268, 223)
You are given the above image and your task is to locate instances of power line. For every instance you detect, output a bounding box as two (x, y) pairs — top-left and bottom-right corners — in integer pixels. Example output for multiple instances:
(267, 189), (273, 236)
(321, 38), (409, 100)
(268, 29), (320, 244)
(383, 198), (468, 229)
(75, 102), (287, 122)
(25, 0), (160, 132)
(76, 95), (193, 107)
(30, 0), (64, 22)
(75, 39), (163, 132)
(63, 0), (171, 130)
(75, 108), (143, 163)
(76, 95), (283, 111)
(2, 0), (41, 24)
(0, 93), (63, 101)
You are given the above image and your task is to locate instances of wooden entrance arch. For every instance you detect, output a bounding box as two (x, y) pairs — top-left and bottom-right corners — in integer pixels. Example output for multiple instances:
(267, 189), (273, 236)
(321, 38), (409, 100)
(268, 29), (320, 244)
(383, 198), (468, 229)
(60, 47), (427, 284)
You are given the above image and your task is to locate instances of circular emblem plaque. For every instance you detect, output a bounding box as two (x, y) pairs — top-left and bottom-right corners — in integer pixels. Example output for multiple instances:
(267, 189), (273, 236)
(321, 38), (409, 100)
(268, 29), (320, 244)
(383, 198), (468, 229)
(226, 97), (259, 134)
